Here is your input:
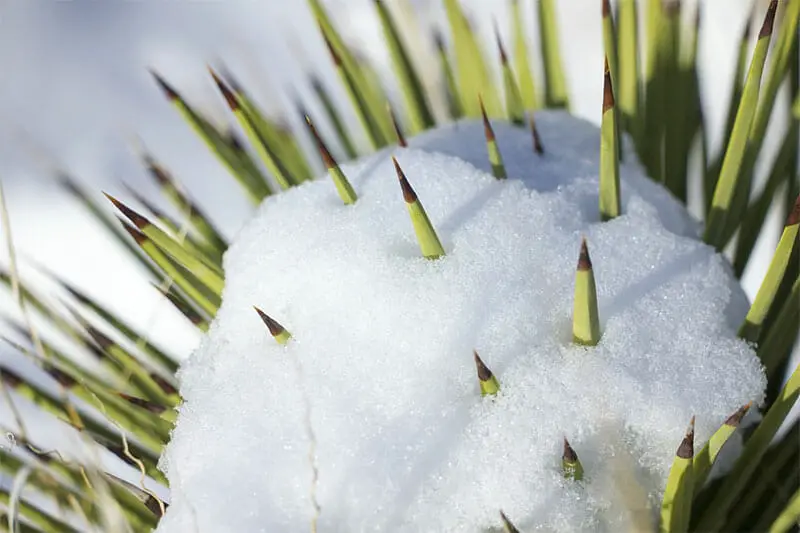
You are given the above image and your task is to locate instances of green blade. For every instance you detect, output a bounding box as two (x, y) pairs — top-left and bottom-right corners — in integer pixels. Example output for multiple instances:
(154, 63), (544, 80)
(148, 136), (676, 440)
(140, 152), (228, 255)
(310, 76), (358, 160)
(443, 0), (501, 116)
(660, 417), (694, 533)
(149, 70), (273, 203)
(480, 97), (507, 180)
(562, 438), (584, 481)
(494, 25), (525, 126)
(704, 7), (754, 214)
(757, 276), (800, 382)
(599, 59), (621, 221)
(473, 350), (499, 396)
(695, 355), (800, 531)
(393, 157), (446, 259)
(616, 0), (640, 140)
(373, 0), (434, 133)
(305, 115), (358, 204)
(510, 0), (538, 109)
(106, 194), (224, 297)
(738, 197), (799, 343)
(693, 403), (751, 491)
(434, 30), (464, 120)
(209, 69), (298, 191)
(572, 239), (601, 346)
(118, 222), (220, 316)
(703, 1), (778, 249)
(538, 0), (569, 109)
(721, 0), (800, 247)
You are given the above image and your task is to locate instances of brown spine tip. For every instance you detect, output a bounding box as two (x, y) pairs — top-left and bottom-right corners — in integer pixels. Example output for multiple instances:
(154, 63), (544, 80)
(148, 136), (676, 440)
(388, 105), (408, 148)
(254, 306), (287, 337)
(393, 157), (417, 203)
(785, 194), (800, 227)
(104, 193), (148, 229)
(602, 61), (615, 113)
(676, 416), (695, 459)
(208, 67), (240, 111)
(563, 438), (578, 462)
(479, 96), (496, 142)
(529, 115), (544, 155)
(473, 351), (494, 382)
(144, 157), (171, 187)
(118, 392), (167, 415)
(577, 238), (592, 271)
(149, 70), (179, 101)
(85, 325), (114, 352)
(759, 0), (778, 39)
(320, 29), (343, 66)
(120, 221), (148, 245)
(493, 21), (508, 64)
(305, 116), (338, 169)
(724, 402), (752, 427)
(44, 363), (76, 388)
(602, 0), (611, 17)
(151, 373), (178, 396)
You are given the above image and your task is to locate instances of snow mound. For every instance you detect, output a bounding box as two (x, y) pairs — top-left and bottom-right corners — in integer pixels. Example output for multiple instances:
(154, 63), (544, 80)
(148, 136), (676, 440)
(157, 111), (765, 532)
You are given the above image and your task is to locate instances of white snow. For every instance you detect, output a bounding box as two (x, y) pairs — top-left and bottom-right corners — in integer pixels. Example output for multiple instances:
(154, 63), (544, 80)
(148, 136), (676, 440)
(157, 112), (765, 533)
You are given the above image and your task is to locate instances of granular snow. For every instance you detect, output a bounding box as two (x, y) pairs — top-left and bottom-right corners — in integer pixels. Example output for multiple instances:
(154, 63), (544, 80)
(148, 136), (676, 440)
(156, 111), (764, 532)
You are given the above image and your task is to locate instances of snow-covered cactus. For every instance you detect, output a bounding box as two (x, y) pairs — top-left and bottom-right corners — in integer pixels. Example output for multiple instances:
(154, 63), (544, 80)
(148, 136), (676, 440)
(0, 0), (798, 532)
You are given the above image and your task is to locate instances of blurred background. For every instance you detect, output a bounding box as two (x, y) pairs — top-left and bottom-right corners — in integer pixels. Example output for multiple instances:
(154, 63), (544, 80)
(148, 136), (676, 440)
(0, 0), (792, 480)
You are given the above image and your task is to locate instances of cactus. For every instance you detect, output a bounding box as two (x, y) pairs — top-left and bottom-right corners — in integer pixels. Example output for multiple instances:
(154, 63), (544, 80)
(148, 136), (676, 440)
(0, 0), (798, 531)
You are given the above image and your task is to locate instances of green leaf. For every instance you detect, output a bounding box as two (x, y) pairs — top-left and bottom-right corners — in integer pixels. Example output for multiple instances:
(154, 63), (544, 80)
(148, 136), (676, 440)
(703, 1), (778, 249)
(443, 0), (501, 116)
(660, 418), (694, 533)
(695, 353), (800, 531)
(373, 0), (434, 133)
(538, 0), (569, 109)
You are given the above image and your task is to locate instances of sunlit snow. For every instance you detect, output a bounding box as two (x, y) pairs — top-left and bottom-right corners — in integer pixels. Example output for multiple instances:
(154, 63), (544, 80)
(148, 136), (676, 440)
(157, 112), (765, 532)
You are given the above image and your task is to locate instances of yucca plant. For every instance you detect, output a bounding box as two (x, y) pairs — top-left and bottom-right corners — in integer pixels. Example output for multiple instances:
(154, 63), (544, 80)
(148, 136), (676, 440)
(0, 0), (798, 531)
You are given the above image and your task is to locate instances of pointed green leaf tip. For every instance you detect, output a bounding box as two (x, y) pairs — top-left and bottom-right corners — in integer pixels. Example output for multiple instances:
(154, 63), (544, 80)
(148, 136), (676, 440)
(393, 157), (446, 259)
(599, 58), (621, 222)
(305, 116), (358, 205)
(479, 96), (507, 180)
(254, 306), (292, 345)
(473, 350), (500, 396)
(572, 238), (601, 346)
(693, 403), (751, 492)
(499, 510), (521, 533)
(661, 416), (694, 533)
(562, 437), (584, 481)
(738, 193), (800, 343)
(703, 0), (778, 249)
(387, 104), (408, 147)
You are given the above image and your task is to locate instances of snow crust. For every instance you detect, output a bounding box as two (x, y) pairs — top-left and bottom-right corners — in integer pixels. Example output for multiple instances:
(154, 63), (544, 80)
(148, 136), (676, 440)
(157, 111), (765, 532)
